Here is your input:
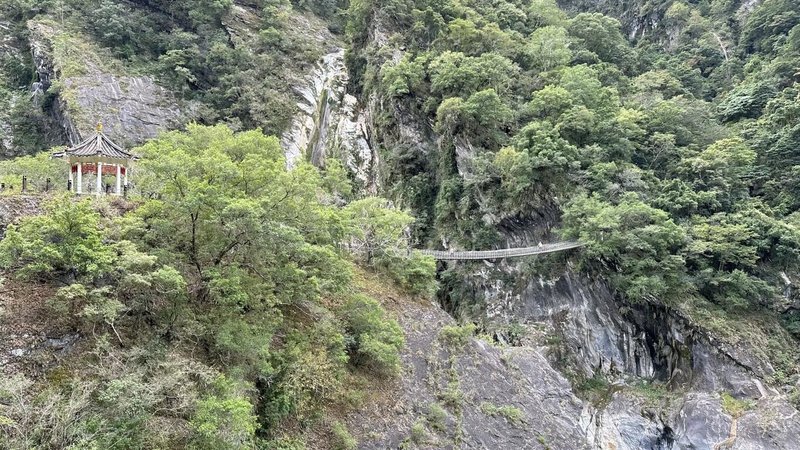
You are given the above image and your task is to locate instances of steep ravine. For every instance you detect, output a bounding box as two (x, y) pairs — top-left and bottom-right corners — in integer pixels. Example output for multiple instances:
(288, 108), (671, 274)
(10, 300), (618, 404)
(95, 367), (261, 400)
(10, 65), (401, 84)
(280, 45), (378, 194)
(6, 2), (800, 447)
(328, 9), (800, 449)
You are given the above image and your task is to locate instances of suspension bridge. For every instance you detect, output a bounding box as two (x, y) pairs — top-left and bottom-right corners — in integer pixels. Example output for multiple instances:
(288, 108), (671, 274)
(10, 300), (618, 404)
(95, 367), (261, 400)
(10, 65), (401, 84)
(419, 241), (584, 260)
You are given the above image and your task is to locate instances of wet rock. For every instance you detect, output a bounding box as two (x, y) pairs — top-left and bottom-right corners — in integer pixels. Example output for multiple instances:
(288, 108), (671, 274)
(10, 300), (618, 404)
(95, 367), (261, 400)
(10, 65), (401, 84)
(281, 46), (378, 193)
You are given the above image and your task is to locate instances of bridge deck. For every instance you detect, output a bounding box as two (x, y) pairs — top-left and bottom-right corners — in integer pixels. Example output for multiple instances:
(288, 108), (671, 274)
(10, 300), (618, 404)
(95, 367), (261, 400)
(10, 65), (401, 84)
(419, 241), (583, 260)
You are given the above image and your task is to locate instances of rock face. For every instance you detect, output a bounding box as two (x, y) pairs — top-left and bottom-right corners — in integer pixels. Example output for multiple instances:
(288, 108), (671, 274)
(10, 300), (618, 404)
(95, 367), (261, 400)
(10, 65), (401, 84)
(346, 292), (591, 449)
(26, 20), (189, 148)
(57, 74), (186, 146)
(347, 271), (800, 449)
(281, 46), (378, 193)
(447, 252), (800, 449)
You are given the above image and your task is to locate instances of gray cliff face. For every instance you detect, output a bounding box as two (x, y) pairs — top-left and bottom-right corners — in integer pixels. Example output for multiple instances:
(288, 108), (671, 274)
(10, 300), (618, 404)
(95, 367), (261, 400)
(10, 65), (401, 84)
(453, 254), (800, 448)
(24, 20), (189, 149)
(280, 46), (378, 194)
(484, 269), (658, 379)
(342, 262), (800, 448)
(270, 7), (379, 193)
(345, 293), (591, 449)
(57, 74), (186, 146)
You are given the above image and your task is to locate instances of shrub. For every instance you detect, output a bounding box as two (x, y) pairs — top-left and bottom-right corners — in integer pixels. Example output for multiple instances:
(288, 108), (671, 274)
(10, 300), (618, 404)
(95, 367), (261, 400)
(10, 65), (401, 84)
(341, 295), (404, 376)
(720, 392), (755, 418)
(0, 196), (114, 282)
(331, 421), (357, 450)
(439, 323), (476, 349)
(376, 251), (438, 297)
(342, 197), (437, 297)
(190, 377), (259, 450)
(479, 402), (525, 426)
(425, 403), (448, 433)
(410, 420), (428, 444)
(438, 380), (464, 409)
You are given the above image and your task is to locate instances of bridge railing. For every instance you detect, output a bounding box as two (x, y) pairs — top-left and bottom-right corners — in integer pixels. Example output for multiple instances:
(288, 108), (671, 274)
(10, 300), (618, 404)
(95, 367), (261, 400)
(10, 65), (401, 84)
(418, 241), (583, 260)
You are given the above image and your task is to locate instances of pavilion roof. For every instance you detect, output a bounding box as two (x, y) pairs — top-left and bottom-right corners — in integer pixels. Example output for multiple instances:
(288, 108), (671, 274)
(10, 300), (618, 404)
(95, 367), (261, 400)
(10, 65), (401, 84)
(54, 126), (136, 160)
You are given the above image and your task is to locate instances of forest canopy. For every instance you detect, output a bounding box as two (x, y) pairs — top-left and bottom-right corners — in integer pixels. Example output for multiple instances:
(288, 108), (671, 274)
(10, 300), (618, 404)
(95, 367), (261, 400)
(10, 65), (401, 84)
(0, 125), (434, 448)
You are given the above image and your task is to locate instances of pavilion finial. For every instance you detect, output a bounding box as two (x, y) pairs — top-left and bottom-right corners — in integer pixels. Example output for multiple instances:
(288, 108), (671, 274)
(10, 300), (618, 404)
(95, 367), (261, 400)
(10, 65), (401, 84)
(96, 122), (103, 133)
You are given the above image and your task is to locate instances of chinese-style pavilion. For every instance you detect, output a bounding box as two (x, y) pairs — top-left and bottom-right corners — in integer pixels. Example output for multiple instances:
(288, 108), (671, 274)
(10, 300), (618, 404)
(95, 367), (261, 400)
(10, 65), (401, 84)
(53, 123), (137, 195)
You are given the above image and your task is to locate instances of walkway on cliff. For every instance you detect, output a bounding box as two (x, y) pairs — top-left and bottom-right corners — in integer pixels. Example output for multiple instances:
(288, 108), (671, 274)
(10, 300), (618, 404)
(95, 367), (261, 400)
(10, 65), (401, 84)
(419, 241), (584, 260)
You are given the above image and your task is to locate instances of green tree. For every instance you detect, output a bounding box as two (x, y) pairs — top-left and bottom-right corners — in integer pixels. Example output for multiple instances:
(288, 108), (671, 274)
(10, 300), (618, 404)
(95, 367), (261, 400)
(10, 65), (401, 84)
(0, 196), (113, 282)
(567, 13), (635, 71)
(561, 193), (689, 302)
(525, 26), (572, 73)
(190, 376), (259, 450)
(340, 295), (404, 376)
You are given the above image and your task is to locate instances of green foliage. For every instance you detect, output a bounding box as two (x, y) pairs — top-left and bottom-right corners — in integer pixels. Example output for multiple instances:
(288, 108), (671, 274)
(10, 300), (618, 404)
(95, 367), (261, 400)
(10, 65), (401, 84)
(425, 403), (448, 433)
(439, 323), (476, 349)
(717, 80), (777, 122)
(341, 295), (404, 376)
(330, 421), (357, 450)
(0, 344), (228, 449)
(4, 0), (800, 441)
(429, 51), (519, 98)
(526, 26), (572, 72)
(190, 376), (259, 450)
(0, 151), (65, 192)
(0, 125), (420, 446)
(720, 392), (755, 418)
(343, 197), (414, 263)
(409, 419), (428, 444)
(562, 193), (688, 302)
(479, 402), (525, 426)
(568, 13), (635, 71)
(343, 197), (437, 296)
(438, 379), (464, 409)
(0, 197), (113, 282)
(262, 437), (308, 450)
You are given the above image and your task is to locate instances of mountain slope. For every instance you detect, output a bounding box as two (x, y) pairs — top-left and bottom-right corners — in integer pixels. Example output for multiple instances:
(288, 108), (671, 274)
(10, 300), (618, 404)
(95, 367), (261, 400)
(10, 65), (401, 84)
(2, 0), (800, 449)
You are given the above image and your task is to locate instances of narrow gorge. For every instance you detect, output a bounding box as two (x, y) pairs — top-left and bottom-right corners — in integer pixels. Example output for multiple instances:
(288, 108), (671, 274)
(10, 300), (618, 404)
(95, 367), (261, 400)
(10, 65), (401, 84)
(1, 0), (800, 448)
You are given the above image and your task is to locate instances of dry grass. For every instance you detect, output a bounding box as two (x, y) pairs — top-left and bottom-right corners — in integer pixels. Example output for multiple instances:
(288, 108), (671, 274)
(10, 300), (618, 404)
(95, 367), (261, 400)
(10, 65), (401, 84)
(0, 275), (77, 378)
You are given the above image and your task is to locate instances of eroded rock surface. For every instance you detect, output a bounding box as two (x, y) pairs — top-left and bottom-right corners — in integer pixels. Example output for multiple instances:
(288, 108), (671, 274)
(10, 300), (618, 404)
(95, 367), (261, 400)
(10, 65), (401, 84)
(58, 74), (186, 146)
(346, 295), (590, 449)
(26, 20), (189, 147)
(281, 46), (378, 193)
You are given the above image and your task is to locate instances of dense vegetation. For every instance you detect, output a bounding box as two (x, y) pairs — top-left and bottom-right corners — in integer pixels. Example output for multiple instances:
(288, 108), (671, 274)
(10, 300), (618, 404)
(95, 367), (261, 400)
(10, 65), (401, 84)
(2, 0), (800, 445)
(0, 0), (348, 154)
(0, 125), (435, 448)
(343, 0), (800, 354)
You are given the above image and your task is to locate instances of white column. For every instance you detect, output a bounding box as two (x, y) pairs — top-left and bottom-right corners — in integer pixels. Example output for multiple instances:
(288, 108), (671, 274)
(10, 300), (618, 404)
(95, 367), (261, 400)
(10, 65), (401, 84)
(68, 165), (74, 192)
(96, 162), (103, 196)
(124, 165), (128, 187)
(77, 162), (83, 194)
(115, 164), (121, 195)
